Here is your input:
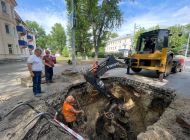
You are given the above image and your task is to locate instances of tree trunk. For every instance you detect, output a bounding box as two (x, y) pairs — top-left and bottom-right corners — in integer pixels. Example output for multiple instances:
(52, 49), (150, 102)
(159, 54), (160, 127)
(95, 45), (98, 60)
(93, 28), (98, 60)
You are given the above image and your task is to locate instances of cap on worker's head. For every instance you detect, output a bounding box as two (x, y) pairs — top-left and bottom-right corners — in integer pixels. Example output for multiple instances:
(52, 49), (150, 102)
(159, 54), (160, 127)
(66, 95), (75, 103)
(45, 50), (50, 54)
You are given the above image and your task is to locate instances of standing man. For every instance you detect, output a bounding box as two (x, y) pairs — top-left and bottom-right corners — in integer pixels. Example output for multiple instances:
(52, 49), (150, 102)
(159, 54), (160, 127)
(43, 50), (54, 83)
(27, 48), (44, 96)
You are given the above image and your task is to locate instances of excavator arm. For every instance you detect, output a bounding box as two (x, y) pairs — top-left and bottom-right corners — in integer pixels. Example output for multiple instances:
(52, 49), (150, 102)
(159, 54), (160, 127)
(84, 55), (127, 104)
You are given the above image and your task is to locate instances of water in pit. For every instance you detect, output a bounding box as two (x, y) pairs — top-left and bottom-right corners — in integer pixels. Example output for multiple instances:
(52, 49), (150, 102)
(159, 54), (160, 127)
(23, 79), (174, 140)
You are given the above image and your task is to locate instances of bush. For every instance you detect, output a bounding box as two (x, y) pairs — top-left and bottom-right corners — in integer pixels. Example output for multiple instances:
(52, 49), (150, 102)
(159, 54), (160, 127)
(105, 52), (123, 58)
(62, 47), (69, 57)
(98, 52), (105, 58)
(88, 52), (105, 58)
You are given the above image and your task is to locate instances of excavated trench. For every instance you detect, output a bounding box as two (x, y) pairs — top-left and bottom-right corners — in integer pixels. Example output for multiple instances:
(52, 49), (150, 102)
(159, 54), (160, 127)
(23, 77), (175, 140)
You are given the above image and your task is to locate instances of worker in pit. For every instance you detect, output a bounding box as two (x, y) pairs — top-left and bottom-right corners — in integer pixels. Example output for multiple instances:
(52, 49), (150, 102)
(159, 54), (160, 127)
(62, 95), (84, 128)
(92, 61), (99, 77)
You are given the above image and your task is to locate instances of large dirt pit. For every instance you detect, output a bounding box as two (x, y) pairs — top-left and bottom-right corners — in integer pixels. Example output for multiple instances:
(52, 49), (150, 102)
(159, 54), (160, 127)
(22, 78), (175, 140)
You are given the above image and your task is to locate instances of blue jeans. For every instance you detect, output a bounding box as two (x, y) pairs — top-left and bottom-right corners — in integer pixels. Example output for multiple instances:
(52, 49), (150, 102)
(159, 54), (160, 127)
(32, 71), (42, 95)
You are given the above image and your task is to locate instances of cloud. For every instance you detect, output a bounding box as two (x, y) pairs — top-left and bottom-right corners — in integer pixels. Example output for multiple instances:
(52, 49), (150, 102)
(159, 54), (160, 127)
(16, 7), (67, 34)
(117, 5), (190, 36)
(119, 0), (139, 6)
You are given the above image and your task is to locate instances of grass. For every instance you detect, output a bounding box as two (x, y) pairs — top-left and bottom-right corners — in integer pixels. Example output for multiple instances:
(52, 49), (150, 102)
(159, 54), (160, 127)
(56, 56), (70, 62)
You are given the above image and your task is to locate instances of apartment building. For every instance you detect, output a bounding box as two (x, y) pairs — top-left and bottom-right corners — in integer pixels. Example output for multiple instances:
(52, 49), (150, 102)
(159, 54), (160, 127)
(0, 0), (36, 60)
(105, 34), (132, 57)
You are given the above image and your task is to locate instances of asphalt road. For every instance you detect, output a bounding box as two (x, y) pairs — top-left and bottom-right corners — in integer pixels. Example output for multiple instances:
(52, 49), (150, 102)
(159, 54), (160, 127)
(0, 58), (190, 98)
(105, 58), (190, 97)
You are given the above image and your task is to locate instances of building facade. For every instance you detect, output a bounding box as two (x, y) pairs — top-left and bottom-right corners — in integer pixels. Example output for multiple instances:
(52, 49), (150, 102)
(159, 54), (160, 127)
(105, 34), (132, 57)
(0, 0), (36, 60)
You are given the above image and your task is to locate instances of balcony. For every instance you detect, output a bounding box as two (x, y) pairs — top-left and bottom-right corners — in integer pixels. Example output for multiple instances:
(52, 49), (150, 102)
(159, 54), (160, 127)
(16, 25), (26, 36)
(18, 40), (27, 48)
(28, 45), (34, 50)
(27, 35), (33, 42)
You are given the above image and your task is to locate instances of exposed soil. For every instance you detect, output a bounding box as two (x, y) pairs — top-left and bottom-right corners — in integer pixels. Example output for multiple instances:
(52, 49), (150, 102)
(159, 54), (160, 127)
(21, 78), (175, 140)
(1, 74), (190, 140)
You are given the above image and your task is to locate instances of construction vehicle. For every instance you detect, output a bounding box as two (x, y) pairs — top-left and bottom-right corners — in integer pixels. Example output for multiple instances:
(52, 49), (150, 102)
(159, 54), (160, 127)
(84, 55), (126, 104)
(84, 56), (130, 138)
(126, 29), (183, 79)
(84, 29), (183, 102)
(83, 29), (183, 137)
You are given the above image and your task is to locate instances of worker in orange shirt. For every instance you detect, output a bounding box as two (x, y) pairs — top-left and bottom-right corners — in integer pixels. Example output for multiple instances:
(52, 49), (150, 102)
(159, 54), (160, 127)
(62, 95), (84, 128)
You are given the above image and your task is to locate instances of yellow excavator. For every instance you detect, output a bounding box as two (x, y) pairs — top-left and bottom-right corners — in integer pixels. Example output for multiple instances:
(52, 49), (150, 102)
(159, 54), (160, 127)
(126, 29), (182, 80)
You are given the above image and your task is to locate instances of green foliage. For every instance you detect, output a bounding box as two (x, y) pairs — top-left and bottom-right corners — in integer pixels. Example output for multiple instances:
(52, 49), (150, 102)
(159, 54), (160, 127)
(147, 25), (160, 31)
(66, 0), (92, 59)
(62, 47), (69, 57)
(65, 0), (123, 60)
(89, 0), (123, 59)
(47, 23), (66, 53)
(110, 32), (119, 38)
(25, 20), (47, 48)
(168, 25), (187, 54)
(133, 27), (145, 48)
(90, 52), (105, 58)
(105, 52), (123, 58)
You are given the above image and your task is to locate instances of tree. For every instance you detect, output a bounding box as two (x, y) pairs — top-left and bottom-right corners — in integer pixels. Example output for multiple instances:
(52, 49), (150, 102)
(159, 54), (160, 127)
(62, 47), (69, 57)
(48, 23), (66, 53)
(65, 0), (123, 60)
(88, 0), (123, 59)
(65, 0), (92, 59)
(25, 20), (47, 48)
(168, 25), (186, 54)
(147, 25), (160, 31)
(110, 32), (119, 38)
(133, 27), (145, 49)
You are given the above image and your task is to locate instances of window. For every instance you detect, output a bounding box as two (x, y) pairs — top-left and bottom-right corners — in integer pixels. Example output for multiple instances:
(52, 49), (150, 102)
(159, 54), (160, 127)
(1, 1), (7, 13)
(8, 44), (13, 54)
(5, 24), (10, 34)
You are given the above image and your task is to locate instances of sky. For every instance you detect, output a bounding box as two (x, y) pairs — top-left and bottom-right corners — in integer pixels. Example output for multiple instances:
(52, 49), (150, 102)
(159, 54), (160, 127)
(16, 0), (190, 35)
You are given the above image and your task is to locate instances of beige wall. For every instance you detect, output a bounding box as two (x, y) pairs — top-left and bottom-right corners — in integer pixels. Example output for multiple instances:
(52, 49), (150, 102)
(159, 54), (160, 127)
(0, 0), (31, 60)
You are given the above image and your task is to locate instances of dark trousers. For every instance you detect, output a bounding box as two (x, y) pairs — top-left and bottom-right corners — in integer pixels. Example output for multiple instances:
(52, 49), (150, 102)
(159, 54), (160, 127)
(32, 71), (42, 95)
(67, 121), (78, 129)
(45, 65), (53, 82)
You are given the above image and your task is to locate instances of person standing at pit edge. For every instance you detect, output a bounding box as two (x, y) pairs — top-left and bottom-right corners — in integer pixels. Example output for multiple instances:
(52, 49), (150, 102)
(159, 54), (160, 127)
(27, 48), (44, 97)
(43, 50), (54, 84)
(92, 61), (98, 77)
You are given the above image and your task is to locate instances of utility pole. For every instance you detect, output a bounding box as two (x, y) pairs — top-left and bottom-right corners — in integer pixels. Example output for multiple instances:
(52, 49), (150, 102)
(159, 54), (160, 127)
(184, 32), (190, 69)
(131, 23), (136, 48)
(71, 0), (76, 71)
(185, 32), (190, 58)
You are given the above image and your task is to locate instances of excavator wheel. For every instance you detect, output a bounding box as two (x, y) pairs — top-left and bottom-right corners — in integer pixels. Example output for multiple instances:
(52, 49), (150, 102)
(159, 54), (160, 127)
(164, 56), (173, 77)
(131, 68), (142, 73)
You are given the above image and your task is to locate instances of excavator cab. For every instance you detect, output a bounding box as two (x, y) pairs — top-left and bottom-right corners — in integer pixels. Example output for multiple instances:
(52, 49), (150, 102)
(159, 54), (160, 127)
(128, 29), (173, 79)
